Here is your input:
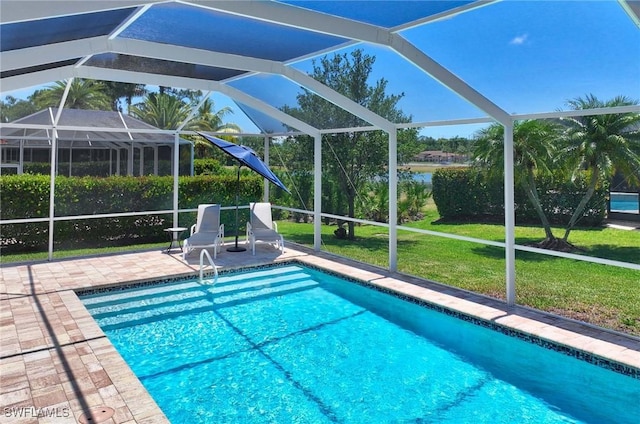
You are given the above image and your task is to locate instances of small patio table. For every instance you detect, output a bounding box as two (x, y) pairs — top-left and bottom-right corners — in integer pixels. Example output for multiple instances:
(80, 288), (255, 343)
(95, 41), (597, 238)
(163, 227), (188, 253)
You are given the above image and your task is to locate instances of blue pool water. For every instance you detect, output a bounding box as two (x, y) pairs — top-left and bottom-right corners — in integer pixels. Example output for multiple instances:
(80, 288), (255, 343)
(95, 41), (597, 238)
(610, 192), (639, 213)
(79, 264), (639, 424)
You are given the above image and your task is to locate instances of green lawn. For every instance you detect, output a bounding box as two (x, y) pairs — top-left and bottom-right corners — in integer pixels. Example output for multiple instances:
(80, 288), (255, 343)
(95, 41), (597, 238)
(277, 208), (640, 336)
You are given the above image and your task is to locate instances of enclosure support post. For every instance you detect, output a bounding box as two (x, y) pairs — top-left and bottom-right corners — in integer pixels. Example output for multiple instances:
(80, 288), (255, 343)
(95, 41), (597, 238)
(504, 122), (516, 305)
(172, 133), (180, 227)
(263, 136), (270, 202)
(47, 133), (57, 261)
(314, 134), (322, 251)
(388, 130), (398, 272)
(47, 80), (73, 260)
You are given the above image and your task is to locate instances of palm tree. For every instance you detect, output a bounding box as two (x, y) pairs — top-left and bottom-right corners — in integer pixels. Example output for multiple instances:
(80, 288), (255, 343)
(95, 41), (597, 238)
(560, 94), (640, 241)
(32, 79), (112, 110)
(129, 92), (192, 129)
(196, 98), (240, 130)
(474, 119), (560, 243)
(130, 93), (243, 159)
(103, 82), (147, 112)
(191, 98), (241, 158)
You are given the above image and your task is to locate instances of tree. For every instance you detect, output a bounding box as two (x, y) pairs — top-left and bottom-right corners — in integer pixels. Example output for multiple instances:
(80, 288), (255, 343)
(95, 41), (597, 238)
(31, 79), (112, 110)
(473, 119), (560, 244)
(129, 92), (193, 130)
(191, 98), (242, 158)
(103, 82), (147, 112)
(0, 96), (38, 122)
(130, 92), (244, 162)
(282, 49), (416, 239)
(560, 94), (640, 241)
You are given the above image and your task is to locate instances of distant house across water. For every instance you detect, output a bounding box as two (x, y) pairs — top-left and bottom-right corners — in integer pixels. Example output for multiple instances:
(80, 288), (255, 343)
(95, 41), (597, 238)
(413, 150), (468, 164)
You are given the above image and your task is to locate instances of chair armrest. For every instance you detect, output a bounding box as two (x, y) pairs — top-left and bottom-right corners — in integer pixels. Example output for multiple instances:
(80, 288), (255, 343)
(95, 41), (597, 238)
(246, 221), (253, 235)
(273, 221), (278, 231)
(219, 223), (224, 239)
(190, 224), (197, 235)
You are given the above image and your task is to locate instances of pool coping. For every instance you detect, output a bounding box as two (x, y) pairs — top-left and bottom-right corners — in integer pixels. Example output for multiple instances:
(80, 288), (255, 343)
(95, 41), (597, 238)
(1, 246), (639, 423)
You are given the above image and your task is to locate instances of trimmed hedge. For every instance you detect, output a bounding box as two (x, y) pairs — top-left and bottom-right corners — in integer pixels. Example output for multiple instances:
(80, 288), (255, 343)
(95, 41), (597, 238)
(0, 174), (262, 252)
(432, 167), (608, 226)
(23, 161), (177, 176)
(194, 158), (225, 175)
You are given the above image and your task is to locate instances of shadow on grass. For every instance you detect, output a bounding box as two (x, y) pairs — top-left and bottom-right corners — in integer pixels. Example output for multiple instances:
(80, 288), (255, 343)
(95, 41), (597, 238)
(471, 240), (640, 265)
(285, 232), (422, 252)
(584, 245), (640, 265)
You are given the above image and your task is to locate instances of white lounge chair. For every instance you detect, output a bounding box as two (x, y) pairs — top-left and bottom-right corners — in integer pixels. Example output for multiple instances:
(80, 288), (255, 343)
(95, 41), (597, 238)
(182, 204), (224, 260)
(246, 202), (284, 255)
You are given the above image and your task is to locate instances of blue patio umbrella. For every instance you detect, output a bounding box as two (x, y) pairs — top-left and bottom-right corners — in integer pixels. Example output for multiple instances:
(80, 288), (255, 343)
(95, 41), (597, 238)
(198, 132), (289, 252)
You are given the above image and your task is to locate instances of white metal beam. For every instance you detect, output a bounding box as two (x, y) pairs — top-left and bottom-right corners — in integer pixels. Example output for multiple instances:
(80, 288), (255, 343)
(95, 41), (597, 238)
(108, 4), (154, 39)
(2, 36), (388, 135)
(388, 34), (511, 125)
(188, 0), (389, 43)
(107, 38), (278, 73)
(0, 37), (109, 72)
(107, 38), (396, 132)
(1, 6), (504, 130)
(280, 68), (396, 133)
(619, 0), (640, 27)
(1, 66), (77, 93)
(314, 133), (322, 251)
(0, 0), (161, 24)
(503, 122), (516, 305)
(513, 105), (640, 120)
(215, 84), (321, 137)
(199, 0), (509, 123)
(70, 65), (320, 137)
(388, 130), (398, 272)
(177, 91), (212, 131)
(172, 132), (180, 226)
(390, 1), (499, 32)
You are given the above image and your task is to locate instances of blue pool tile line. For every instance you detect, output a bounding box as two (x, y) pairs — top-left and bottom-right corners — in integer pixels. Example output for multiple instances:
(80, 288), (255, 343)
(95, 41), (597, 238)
(75, 260), (640, 380)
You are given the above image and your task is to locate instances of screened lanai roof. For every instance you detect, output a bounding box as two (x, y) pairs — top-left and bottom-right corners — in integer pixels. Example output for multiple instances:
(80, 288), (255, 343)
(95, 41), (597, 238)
(0, 108), (191, 148)
(1, 0), (639, 136)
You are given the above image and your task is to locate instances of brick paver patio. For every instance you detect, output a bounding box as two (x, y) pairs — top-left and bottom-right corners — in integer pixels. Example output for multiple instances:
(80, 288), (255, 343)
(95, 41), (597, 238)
(1, 244), (638, 423)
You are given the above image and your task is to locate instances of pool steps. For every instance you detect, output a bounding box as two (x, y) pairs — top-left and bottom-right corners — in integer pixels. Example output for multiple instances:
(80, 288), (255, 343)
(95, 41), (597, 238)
(81, 266), (318, 331)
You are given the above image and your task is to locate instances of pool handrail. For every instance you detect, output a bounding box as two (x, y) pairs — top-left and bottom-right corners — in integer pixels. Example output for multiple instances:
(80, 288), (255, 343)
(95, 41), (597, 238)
(199, 249), (219, 285)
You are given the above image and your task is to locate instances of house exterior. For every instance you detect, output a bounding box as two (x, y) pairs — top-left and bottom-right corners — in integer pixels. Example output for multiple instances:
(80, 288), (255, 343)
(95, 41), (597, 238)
(0, 108), (193, 176)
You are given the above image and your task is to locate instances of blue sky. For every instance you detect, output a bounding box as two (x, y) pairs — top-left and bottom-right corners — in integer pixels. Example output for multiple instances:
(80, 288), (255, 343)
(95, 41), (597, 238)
(220, 0), (640, 138)
(4, 1), (639, 139)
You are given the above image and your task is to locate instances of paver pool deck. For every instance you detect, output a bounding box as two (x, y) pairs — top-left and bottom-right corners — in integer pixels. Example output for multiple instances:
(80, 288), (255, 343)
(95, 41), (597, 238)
(1, 244), (639, 423)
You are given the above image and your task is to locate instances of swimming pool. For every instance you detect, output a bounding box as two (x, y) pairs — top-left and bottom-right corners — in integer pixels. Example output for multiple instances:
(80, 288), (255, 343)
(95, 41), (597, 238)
(610, 192), (639, 213)
(79, 263), (639, 424)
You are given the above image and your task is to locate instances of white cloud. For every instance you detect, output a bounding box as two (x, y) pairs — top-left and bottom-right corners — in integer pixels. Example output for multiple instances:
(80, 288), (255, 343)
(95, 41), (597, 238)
(510, 34), (528, 45)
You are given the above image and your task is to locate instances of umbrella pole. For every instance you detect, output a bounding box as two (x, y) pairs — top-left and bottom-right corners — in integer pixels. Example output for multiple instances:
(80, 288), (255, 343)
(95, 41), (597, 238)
(227, 164), (246, 252)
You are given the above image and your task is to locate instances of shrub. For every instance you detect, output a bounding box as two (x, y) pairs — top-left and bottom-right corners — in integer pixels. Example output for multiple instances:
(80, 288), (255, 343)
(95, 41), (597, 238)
(194, 158), (225, 175)
(0, 174), (263, 253)
(432, 167), (607, 226)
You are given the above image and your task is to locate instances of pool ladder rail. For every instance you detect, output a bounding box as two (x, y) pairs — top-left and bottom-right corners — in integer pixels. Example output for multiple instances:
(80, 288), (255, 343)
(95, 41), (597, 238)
(199, 249), (219, 285)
